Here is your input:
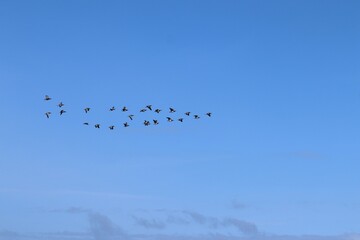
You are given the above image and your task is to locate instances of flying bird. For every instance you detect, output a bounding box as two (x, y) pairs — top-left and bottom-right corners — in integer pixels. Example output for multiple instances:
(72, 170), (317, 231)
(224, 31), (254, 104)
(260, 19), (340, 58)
(140, 108), (147, 112)
(155, 109), (161, 113)
(60, 110), (66, 115)
(95, 124), (100, 128)
(206, 112), (212, 117)
(110, 106), (116, 111)
(122, 106), (128, 112)
(178, 118), (183, 122)
(194, 115), (200, 119)
(153, 119), (159, 125)
(84, 107), (90, 113)
(123, 122), (129, 127)
(45, 112), (51, 118)
(58, 102), (64, 108)
(167, 117), (173, 122)
(109, 125), (115, 130)
(144, 120), (150, 126)
(146, 105), (152, 111)
(185, 112), (191, 116)
(83, 122), (89, 125)
(44, 95), (51, 101)
(128, 114), (134, 120)
(169, 107), (176, 113)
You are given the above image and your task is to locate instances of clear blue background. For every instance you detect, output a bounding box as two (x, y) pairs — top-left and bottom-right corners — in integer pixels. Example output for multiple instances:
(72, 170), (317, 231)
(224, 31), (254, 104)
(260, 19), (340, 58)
(0, 0), (359, 238)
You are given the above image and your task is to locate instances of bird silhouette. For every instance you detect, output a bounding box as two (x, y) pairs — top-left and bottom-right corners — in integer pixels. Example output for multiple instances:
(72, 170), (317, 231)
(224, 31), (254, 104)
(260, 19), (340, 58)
(178, 118), (183, 122)
(206, 112), (212, 117)
(146, 105), (152, 111)
(110, 106), (116, 111)
(44, 95), (51, 101)
(194, 115), (200, 119)
(58, 102), (64, 108)
(84, 107), (90, 113)
(60, 110), (66, 115)
(144, 120), (150, 126)
(109, 125), (115, 130)
(140, 108), (147, 112)
(185, 112), (191, 116)
(122, 106), (128, 112)
(153, 119), (159, 125)
(95, 124), (100, 128)
(45, 112), (51, 118)
(83, 122), (89, 125)
(169, 107), (176, 113)
(123, 122), (129, 127)
(128, 114), (134, 120)
(167, 117), (174, 122)
(155, 109), (162, 113)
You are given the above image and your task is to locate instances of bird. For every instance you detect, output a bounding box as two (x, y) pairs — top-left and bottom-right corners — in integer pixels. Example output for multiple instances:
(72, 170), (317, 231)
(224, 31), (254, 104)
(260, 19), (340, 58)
(167, 117), (173, 122)
(144, 120), (150, 126)
(110, 106), (116, 111)
(44, 95), (51, 101)
(153, 119), (159, 125)
(122, 106), (128, 112)
(58, 102), (64, 108)
(83, 122), (89, 125)
(84, 107), (90, 113)
(128, 114), (134, 120)
(169, 107), (176, 113)
(146, 105), (152, 111)
(109, 125), (115, 130)
(60, 109), (66, 115)
(206, 112), (212, 117)
(45, 112), (51, 118)
(140, 108), (147, 112)
(194, 115), (200, 119)
(123, 122), (129, 127)
(155, 109), (162, 113)
(95, 124), (100, 128)
(185, 112), (191, 116)
(178, 118), (183, 122)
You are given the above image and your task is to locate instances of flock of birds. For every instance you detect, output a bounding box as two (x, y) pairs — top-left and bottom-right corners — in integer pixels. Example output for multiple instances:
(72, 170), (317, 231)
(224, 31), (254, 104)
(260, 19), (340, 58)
(44, 95), (212, 130)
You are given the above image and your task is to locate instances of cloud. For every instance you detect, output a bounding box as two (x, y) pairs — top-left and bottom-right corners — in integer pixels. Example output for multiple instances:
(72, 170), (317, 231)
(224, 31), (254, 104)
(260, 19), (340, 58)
(132, 216), (166, 229)
(222, 218), (258, 235)
(88, 212), (129, 240)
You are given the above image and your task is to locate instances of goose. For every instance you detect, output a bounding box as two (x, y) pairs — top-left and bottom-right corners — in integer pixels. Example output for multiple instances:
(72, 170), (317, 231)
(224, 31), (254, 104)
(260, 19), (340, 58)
(185, 112), (191, 116)
(144, 120), (150, 126)
(146, 105), (152, 111)
(140, 108), (147, 112)
(95, 124), (100, 128)
(154, 109), (162, 113)
(58, 102), (64, 108)
(109, 125), (115, 130)
(123, 122), (129, 127)
(153, 119), (159, 125)
(169, 107), (176, 113)
(178, 118), (183, 122)
(122, 106), (128, 112)
(84, 107), (90, 113)
(45, 112), (51, 118)
(83, 122), (89, 125)
(167, 117), (173, 122)
(128, 114), (134, 120)
(194, 115), (200, 119)
(110, 106), (116, 111)
(206, 112), (212, 117)
(44, 95), (51, 101)
(60, 109), (66, 115)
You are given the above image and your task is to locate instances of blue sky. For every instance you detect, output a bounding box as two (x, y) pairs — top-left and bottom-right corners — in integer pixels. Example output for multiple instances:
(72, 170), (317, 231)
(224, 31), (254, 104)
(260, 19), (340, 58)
(0, 0), (359, 239)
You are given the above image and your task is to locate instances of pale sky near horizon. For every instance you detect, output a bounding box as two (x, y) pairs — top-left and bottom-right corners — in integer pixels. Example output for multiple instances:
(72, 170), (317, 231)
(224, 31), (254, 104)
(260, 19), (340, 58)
(0, 1), (359, 239)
